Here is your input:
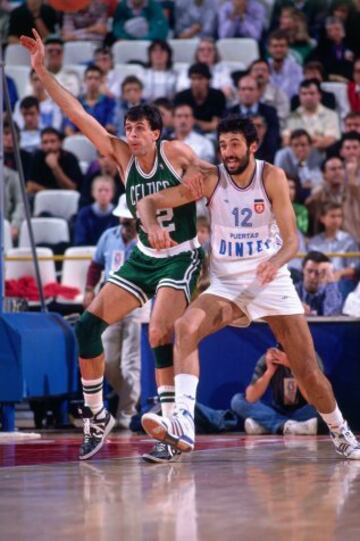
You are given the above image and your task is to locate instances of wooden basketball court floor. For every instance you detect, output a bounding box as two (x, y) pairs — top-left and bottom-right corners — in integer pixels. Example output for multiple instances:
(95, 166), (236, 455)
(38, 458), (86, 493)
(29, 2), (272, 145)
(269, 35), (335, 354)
(1, 432), (360, 541)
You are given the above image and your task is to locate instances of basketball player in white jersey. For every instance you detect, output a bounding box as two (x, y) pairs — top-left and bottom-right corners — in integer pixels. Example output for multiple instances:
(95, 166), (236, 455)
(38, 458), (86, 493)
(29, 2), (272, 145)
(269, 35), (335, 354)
(138, 116), (360, 460)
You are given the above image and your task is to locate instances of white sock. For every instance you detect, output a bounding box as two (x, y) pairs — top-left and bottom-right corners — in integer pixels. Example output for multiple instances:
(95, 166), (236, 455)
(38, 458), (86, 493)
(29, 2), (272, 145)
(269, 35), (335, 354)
(175, 374), (199, 418)
(158, 385), (175, 418)
(320, 404), (345, 432)
(81, 376), (104, 416)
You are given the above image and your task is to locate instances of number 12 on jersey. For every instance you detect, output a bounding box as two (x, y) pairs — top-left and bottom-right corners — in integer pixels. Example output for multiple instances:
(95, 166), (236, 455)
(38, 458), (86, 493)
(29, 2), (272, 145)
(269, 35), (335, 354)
(232, 207), (253, 228)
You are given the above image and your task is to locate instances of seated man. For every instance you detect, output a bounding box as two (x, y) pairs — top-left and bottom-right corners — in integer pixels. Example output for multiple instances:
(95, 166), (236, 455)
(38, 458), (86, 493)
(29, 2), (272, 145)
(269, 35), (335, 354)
(307, 203), (359, 298)
(275, 129), (323, 195)
(283, 79), (341, 151)
(4, 166), (24, 245)
(19, 96), (41, 152)
(231, 344), (324, 435)
(84, 194), (140, 428)
(114, 76), (146, 137)
(27, 127), (83, 194)
(74, 175), (118, 246)
(174, 63), (226, 135)
(295, 251), (344, 316)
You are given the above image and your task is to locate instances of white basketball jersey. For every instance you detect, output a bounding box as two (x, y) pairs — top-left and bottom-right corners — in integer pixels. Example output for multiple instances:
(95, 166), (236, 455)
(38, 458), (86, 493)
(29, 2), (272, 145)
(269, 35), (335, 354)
(209, 160), (282, 278)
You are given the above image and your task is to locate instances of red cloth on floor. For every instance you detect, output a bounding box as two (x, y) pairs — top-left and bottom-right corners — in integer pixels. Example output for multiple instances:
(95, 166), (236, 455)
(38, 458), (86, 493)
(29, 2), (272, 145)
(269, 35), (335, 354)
(5, 276), (80, 301)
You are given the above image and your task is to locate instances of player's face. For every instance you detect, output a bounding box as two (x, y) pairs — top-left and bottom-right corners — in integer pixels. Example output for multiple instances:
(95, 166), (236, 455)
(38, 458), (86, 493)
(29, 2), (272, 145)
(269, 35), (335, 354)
(124, 118), (159, 156)
(219, 132), (254, 175)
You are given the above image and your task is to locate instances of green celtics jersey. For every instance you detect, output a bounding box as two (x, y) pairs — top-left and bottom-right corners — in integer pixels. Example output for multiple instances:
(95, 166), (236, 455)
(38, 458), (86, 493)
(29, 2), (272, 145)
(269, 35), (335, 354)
(125, 141), (197, 248)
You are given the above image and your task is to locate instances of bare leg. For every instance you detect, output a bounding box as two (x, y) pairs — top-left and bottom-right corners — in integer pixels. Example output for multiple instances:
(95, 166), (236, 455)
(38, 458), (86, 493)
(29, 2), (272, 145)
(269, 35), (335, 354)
(142, 294), (245, 451)
(149, 288), (188, 418)
(174, 293), (245, 377)
(264, 314), (336, 414)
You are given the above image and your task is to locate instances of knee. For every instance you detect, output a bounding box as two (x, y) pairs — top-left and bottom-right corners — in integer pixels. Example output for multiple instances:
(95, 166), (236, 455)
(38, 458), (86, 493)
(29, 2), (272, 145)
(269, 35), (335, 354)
(75, 311), (108, 358)
(294, 363), (323, 389)
(148, 322), (171, 348)
(174, 316), (198, 343)
(230, 393), (247, 414)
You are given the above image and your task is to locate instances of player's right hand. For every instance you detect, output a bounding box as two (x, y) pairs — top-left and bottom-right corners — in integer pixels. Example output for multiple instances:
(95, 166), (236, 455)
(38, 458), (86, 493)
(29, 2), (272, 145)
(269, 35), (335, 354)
(183, 169), (205, 200)
(20, 28), (45, 72)
(148, 225), (177, 251)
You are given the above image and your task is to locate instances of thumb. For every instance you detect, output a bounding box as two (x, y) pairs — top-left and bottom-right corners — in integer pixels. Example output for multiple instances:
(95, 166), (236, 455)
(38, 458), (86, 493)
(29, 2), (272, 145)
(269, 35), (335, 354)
(169, 238), (178, 247)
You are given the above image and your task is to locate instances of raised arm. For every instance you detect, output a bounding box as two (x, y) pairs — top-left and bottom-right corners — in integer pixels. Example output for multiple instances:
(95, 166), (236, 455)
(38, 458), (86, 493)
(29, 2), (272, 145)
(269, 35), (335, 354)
(257, 164), (299, 285)
(20, 29), (131, 177)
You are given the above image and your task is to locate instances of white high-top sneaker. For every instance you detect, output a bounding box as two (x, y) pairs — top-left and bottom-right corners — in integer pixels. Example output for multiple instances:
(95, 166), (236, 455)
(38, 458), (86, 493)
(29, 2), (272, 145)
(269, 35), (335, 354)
(330, 422), (360, 460)
(141, 409), (195, 453)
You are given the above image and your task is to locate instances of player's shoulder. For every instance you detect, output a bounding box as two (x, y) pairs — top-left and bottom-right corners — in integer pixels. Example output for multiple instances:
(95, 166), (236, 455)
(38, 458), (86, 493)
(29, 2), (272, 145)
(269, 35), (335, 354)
(262, 161), (286, 181)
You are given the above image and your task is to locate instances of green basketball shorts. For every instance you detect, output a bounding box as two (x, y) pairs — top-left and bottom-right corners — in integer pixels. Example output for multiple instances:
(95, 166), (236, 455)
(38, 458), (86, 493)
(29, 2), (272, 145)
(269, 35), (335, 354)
(107, 246), (204, 306)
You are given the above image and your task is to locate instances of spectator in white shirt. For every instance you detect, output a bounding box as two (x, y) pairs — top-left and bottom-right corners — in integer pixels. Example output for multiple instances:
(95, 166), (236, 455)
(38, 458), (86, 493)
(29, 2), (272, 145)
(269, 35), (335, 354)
(172, 103), (215, 163)
(13, 69), (63, 131)
(176, 38), (235, 102)
(44, 36), (81, 97)
(249, 58), (290, 129)
(268, 29), (303, 99)
(19, 96), (41, 152)
(275, 129), (323, 193)
(143, 40), (177, 102)
(284, 79), (341, 151)
(94, 46), (123, 99)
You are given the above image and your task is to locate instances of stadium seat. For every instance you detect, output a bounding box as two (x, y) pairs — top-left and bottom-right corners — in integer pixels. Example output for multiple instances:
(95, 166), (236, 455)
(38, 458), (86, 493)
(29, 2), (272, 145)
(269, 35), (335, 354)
(112, 40), (150, 64)
(217, 39), (259, 67)
(5, 247), (56, 284)
(3, 219), (13, 253)
(63, 134), (97, 173)
(33, 190), (80, 221)
(63, 41), (98, 66)
(19, 218), (70, 248)
(5, 66), (31, 99)
(64, 64), (87, 81)
(224, 61), (246, 73)
(113, 63), (145, 84)
(5, 44), (31, 66)
(321, 82), (350, 119)
(169, 39), (199, 63)
(57, 245), (96, 304)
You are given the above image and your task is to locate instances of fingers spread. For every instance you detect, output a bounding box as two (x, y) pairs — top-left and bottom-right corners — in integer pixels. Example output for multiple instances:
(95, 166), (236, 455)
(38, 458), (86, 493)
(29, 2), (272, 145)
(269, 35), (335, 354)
(32, 28), (42, 42)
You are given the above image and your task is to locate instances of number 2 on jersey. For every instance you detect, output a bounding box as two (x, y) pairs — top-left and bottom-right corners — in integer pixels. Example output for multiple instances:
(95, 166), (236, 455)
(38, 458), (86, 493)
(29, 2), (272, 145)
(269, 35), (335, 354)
(232, 207), (253, 228)
(157, 208), (176, 232)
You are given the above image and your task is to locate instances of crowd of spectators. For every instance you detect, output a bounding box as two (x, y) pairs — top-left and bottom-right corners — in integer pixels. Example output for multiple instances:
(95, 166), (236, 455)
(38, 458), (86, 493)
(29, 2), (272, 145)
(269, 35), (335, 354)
(3, 0), (360, 316)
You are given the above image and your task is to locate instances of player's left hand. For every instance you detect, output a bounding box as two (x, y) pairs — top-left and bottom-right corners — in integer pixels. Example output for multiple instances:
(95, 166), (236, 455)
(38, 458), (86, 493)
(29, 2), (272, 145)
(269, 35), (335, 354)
(148, 225), (177, 251)
(256, 260), (279, 285)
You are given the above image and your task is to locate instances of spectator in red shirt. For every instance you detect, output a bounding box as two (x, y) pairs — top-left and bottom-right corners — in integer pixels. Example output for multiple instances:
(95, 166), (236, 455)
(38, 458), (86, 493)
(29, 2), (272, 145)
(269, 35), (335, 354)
(348, 58), (360, 113)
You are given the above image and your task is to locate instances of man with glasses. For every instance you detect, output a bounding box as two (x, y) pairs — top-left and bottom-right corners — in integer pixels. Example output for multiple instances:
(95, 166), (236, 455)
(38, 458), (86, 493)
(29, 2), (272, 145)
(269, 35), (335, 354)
(45, 36), (81, 97)
(295, 251), (343, 316)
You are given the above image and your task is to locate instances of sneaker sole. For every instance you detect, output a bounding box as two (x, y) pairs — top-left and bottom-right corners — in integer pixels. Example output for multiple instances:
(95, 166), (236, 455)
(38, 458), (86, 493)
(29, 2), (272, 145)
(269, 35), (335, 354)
(141, 452), (182, 464)
(79, 415), (116, 461)
(141, 414), (194, 453)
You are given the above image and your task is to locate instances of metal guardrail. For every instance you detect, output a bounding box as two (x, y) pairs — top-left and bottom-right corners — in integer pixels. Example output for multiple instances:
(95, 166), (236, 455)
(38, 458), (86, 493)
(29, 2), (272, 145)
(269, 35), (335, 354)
(4, 252), (360, 262)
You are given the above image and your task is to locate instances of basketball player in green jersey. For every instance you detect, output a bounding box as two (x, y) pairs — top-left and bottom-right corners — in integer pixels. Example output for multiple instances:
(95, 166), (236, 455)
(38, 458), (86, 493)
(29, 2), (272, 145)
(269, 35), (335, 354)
(21, 29), (214, 462)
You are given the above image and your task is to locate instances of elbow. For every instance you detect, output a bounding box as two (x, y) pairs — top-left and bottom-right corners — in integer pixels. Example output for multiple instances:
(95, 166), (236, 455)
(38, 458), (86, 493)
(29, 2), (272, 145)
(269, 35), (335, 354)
(245, 386), (256, 403)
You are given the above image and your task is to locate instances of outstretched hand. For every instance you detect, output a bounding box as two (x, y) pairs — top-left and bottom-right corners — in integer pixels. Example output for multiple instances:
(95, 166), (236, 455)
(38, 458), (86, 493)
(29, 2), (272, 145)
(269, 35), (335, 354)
(148, 225), (177, 251)
(19, 28), (45, 72)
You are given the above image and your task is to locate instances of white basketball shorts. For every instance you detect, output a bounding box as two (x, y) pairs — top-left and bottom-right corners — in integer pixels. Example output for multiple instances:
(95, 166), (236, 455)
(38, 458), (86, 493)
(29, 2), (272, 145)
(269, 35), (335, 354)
(202, 265), (304, 327)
